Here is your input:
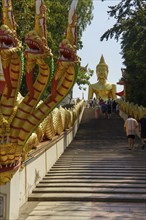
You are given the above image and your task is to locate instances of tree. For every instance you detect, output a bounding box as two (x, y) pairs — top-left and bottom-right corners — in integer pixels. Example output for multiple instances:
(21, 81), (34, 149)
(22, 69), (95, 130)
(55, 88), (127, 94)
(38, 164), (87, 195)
(100, 0), (146, 106)
(77, 65), (94, 91)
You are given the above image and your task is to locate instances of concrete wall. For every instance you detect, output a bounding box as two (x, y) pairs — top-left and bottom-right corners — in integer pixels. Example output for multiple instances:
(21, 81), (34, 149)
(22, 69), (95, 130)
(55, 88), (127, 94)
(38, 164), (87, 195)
(0, 106), (84, 220)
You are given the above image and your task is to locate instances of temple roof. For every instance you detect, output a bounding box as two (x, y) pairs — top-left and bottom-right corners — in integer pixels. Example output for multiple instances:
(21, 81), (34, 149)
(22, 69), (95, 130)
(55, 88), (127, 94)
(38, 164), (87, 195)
(116, 90), (124, 96)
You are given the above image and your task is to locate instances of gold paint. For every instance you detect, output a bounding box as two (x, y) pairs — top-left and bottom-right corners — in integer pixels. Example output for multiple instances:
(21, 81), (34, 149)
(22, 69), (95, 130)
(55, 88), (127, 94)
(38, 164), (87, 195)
(88, 55), (117, 101)
(117, 99), (146, 121)
(0, 0), (80, 184)
(0, 169), (19, 185)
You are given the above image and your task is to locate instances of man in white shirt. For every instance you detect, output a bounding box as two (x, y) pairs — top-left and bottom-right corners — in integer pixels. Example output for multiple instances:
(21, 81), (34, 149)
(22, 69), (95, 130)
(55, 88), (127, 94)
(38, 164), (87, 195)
(124, 115), (138, 150)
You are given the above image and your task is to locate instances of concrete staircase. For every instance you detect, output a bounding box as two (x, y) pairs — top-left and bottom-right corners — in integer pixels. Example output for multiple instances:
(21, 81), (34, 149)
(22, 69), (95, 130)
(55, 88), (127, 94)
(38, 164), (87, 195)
(29, 109), (146, 203)
(19, 108), (146, 219)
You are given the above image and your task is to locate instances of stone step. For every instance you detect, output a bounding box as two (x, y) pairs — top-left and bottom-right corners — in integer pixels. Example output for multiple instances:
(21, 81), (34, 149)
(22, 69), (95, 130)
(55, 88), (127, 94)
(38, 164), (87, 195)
(48, 170), (146, 174)
(50, 167), (146, 170)
(28, 192), (146, 203)
(33, 187), (146, 194)
(56, 154), (144, 157)
(37, 183), (146, 188)
(54, 164), (145, 167)
(42, 176), (146, 180)
(55, 160), (145, 163)
(51, 166), (146, 170)
(46, 172), (146, 176)
(40, 180), (146, 185)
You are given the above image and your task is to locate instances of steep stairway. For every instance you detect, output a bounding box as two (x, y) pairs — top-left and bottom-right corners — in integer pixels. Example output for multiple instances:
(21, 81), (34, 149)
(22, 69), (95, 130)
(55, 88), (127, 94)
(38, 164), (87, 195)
(19, 108), (146, 220)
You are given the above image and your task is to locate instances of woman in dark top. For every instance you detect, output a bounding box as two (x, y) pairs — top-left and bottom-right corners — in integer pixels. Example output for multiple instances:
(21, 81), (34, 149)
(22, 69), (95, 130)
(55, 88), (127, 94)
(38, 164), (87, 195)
(139, 115), (146, 149)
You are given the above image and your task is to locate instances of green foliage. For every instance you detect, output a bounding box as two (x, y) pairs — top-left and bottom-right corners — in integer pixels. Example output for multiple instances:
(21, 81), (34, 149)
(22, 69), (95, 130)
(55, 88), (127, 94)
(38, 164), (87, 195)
(77, 65), (94, 90)
(100, 0), (146, 106)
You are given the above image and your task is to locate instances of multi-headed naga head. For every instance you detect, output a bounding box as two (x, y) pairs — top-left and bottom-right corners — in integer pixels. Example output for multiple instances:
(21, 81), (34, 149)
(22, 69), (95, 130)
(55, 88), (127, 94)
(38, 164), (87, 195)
(59, 1), (78, 62)
(25, 0), (52, 60)
(0, 0), (22, 53)
(0, 0), (22, 97)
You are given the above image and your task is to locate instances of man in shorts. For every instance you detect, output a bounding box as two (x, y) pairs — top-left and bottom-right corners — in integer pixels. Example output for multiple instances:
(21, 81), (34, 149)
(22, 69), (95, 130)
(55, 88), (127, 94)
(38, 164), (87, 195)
(139, 115), (146, 149)
(124, 115), (138, 150)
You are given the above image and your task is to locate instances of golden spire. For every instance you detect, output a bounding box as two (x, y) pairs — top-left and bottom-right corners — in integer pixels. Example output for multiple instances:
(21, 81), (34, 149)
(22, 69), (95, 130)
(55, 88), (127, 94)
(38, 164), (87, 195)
(96, 55), (108, 71)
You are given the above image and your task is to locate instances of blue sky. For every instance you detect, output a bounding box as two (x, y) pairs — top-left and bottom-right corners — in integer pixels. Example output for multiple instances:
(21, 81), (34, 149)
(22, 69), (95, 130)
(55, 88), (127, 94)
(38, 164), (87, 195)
(73, 0), (124, 100)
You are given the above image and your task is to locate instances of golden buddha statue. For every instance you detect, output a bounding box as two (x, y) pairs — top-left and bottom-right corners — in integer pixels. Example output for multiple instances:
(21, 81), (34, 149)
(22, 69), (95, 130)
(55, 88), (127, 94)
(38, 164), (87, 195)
(88, 55), (117, 101)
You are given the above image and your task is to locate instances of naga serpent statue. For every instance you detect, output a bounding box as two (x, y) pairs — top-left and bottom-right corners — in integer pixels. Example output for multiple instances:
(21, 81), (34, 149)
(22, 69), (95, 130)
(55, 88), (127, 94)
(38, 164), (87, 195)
(0, 0), (79, 184)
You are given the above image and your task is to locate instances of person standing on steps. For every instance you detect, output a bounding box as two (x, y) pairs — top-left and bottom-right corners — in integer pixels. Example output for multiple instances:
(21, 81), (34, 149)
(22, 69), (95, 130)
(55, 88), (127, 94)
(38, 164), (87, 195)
(94, 101), (101, 119)
(112, 100), (117, 113)
(101, 101), (107, 118)
(93, 97), (96, 108)
(107, 98), (112, 119)
(124, 115), (139, 150)
(139, 115), (146, 149)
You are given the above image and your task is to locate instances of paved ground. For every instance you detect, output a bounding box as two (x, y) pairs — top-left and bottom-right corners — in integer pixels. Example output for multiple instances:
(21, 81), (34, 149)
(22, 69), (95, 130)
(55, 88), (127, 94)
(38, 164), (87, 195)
(19, 108), (146, 220)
